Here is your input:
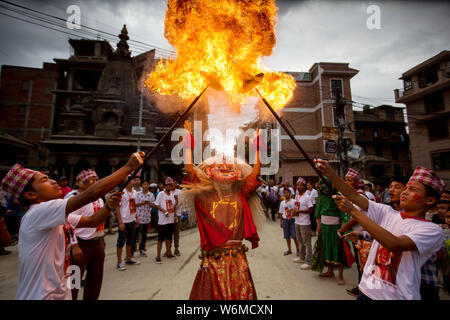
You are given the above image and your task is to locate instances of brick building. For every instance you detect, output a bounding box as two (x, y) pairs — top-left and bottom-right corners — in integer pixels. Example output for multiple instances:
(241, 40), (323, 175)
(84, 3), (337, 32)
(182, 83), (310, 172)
(0, 63), (58, 173)
(267, 62), (359, 184)
(39, 25), (184, 184)
(394, 50), (450, 186)
(352, 105), (411, 183)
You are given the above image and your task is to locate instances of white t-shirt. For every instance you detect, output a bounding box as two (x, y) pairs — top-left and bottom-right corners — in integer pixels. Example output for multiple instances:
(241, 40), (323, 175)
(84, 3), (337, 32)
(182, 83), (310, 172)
(155, 191), (176, 225)
(279, 199), (296, 220)
(136, 191), (155, 225)
(119, 189), (138, 224)
(69, 198), (104, 240)
(358, 201), (443, 300)
(306, 189), (318, 205)
(265, 185), (279, 195)
(365, 191), (376, 202)
(16, 199), (81, 300)
(293, 193), (313, 225)
(64, 190), (78, 199)
(170, 188), (182, 216)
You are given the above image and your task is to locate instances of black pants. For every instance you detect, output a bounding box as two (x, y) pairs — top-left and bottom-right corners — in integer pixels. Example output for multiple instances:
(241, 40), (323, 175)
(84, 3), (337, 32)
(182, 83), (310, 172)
(71, 237), (105, 300)
(420, 283), (440, 301)
(139, 223), (149, 251)
(310, 206), (317, 232)
(267, 202), (279, 221)
(356, 291), (372, 301)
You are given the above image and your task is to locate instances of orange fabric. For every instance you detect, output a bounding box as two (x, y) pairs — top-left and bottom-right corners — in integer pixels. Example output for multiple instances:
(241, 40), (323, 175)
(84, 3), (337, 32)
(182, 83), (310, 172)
(190, 251), (257, 300)
(355, 240), (372, 267)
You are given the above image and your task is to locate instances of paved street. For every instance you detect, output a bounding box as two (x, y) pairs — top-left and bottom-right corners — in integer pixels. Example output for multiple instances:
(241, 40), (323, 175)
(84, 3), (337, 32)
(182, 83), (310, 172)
(1, 219), (449, 300)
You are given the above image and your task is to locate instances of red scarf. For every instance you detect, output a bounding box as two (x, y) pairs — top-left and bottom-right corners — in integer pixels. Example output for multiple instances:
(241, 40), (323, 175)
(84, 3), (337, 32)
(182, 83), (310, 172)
(400, 211), (429, 222)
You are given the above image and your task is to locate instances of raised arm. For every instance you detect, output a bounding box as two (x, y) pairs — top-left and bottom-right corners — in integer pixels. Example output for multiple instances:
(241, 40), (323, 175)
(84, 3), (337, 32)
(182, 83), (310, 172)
(75, 190), (122, 228)
(66, 152), (144, 215)
(314, 159), (369, 212)
(334, 195), (417, 252)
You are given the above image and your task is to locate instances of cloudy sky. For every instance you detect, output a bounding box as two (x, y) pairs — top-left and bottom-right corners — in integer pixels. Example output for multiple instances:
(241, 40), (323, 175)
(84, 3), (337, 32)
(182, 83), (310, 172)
(0, 0), (449, 109)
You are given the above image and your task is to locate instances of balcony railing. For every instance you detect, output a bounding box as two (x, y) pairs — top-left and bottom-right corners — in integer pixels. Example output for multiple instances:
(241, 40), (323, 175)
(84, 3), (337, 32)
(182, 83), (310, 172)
(394, 88), (413, 101)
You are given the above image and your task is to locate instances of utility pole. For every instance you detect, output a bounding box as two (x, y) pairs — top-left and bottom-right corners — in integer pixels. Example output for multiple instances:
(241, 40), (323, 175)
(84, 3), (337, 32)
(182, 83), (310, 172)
(335, 87), (347, 177)
(137, 80), (144, 152)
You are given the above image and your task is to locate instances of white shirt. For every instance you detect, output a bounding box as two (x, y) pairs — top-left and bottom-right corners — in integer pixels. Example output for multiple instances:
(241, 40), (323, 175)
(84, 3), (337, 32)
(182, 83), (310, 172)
(155, 191), (176, 225)
(69, 198), (104, 240)
(119, 189), (138, 224)
(279, 199), (296, 220)
(365, 191), (376, 202)
(0, 189), (10, 207)
(265, 185), (278, 195)
(170, 188), (182, 216)
(136, 191), (155, 224)
(16, 199), (81, 300)
(64, 190), (78, 199)
(293, 193), (313, 225)
(306, 189), (318, 205)
(359, 201), (443, 300)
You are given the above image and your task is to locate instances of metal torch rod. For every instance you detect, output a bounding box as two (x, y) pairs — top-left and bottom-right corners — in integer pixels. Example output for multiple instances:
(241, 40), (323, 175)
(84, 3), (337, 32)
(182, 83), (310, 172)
(118, 86), (209, 191)
(255, 89), (334, 190)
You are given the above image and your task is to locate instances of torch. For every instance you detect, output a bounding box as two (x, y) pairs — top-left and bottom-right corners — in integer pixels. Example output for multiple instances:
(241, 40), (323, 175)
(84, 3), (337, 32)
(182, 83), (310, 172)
(118, 86), (209, 191)
(255, 88), (334, 190)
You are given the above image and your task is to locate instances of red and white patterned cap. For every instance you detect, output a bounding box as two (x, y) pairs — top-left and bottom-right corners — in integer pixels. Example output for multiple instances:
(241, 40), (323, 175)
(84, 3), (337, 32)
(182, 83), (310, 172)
(296, 177), (306, 185)
(165, 176), (174, 185)
(345, 168), (360, 181)
(408, 166), (446, 195)
(76, 169), (98, 183)
(1, 164), (37, 198)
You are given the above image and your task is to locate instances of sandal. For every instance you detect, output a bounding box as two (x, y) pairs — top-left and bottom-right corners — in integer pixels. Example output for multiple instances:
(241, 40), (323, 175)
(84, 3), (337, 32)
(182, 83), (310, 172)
(164, 252), (175, 258)
(0, 249), (12, 256)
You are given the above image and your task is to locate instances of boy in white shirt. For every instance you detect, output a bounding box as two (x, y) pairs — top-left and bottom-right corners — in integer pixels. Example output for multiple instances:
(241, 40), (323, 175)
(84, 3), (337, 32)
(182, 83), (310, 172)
(116, 177), (141, 270)
(1, 152), (143, 300)
(154, 177), (177, 263)
(306, 182), (319, 236)
(315, 159), (445, 300)
(279, 188), (299, 256)
(292, 178), (314, 269)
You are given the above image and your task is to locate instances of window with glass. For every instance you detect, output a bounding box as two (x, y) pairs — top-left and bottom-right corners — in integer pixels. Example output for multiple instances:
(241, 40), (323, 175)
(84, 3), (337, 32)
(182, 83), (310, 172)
(428, 118), (449, 141)
(432, 150), (450, 171)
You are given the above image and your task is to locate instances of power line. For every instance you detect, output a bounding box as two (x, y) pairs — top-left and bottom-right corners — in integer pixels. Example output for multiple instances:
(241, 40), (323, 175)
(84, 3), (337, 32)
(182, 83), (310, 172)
(0, 0), (176, 56)
(0, 6), (177, 59)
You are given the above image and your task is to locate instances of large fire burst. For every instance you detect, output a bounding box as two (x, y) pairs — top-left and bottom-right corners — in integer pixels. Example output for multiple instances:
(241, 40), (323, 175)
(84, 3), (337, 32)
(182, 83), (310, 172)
(145, 0), (296, 111)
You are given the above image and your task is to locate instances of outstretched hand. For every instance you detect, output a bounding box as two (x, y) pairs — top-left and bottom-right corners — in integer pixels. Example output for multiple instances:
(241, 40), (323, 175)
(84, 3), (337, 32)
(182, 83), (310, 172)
(126, 151), (145, 171)
(343, 231), (360, 243)
(106, 190), (123, 209)
(332, 195), (355, 214)
(313, 158), (333, 177)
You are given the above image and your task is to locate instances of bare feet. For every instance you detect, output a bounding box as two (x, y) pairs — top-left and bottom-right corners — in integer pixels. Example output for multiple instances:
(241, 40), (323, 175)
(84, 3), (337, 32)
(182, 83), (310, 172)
(319, 272), (335, 278)
(337, 278), (345, 285)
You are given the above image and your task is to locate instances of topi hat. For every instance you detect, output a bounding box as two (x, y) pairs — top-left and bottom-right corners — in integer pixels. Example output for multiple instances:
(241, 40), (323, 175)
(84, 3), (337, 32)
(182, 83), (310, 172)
(408, 166), (446, 195)
(1, 164), (37, 199)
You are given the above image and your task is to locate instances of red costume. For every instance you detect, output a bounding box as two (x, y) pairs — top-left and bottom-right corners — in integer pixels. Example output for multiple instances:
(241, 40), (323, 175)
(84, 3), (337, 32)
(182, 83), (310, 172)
(187, 170), (261, 300)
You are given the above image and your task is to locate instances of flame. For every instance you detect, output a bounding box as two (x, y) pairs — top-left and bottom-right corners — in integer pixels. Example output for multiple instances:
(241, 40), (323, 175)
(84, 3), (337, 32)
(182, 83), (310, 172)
(145, 0), (295, 110)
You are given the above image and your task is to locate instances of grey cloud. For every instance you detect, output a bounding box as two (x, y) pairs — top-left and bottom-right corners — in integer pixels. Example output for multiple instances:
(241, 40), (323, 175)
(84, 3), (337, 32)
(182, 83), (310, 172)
(0, 0), (449, 108)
